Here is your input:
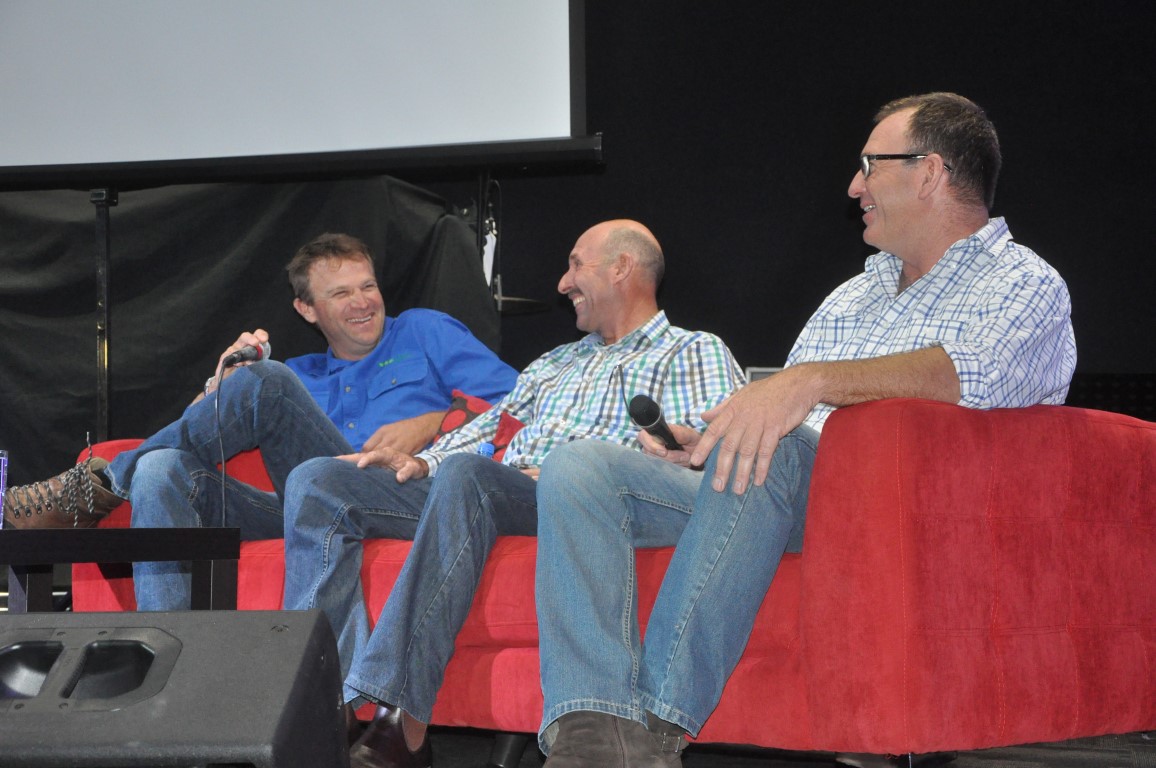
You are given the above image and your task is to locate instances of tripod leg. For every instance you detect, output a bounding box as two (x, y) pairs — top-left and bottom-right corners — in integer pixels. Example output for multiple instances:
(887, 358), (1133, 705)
(484, 731), (530, 768)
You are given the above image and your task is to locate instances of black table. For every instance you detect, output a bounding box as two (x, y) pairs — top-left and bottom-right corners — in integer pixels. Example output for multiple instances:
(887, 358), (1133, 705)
(0, 527), (240, 612)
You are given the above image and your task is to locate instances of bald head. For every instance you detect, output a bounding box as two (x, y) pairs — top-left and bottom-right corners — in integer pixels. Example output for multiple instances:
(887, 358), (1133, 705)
(557, 219), (664, 345)
(598, 220), (665, 289)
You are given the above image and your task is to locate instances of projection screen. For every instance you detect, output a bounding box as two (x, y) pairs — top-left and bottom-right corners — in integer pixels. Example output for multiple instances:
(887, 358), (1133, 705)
(0, 0), (594, 189)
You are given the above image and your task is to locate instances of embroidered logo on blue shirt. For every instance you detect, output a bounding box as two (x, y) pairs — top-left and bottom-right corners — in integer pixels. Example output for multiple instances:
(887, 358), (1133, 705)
(377, 354), (412, 368)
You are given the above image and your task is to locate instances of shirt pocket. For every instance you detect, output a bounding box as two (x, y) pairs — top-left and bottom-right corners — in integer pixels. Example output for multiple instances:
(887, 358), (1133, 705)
(912, 317), (970, 346)
(368, 357), (431, 399)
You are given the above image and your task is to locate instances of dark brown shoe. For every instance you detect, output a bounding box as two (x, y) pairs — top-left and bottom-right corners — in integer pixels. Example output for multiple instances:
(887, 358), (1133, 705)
(2, 457), (123, 529)
(544, 711), (629, 768)
(348, 705), (432, 768)
(643, 712), (687, 766)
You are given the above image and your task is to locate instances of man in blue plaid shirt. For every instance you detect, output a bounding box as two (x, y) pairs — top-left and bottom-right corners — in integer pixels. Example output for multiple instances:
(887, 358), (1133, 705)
(279, 219), (745, 768)
(535, 93), (1076, 767)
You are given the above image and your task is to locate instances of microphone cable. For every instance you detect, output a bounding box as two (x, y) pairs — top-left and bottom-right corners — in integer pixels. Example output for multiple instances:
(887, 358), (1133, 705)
(209, 341), (270, 531)
(212, 358), (229, 530)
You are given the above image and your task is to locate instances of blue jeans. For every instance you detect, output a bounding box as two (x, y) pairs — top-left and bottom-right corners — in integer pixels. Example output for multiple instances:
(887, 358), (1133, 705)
(281, 455), (432, 681)
(535, 428), (818, 752)
(332, 453), (538, 716)
(105, 361), (352, 611)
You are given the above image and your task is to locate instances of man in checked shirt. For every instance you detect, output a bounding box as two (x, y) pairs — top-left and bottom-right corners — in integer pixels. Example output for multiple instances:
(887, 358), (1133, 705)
(535, 93), (1076, 767)
(279, 219), (745, 768)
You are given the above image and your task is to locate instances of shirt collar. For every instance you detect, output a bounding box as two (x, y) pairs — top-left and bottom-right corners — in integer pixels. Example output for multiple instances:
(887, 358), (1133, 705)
(866, 217), (1011, 288)
(324, 315), (393, 374)
(578, 310), (669, 353)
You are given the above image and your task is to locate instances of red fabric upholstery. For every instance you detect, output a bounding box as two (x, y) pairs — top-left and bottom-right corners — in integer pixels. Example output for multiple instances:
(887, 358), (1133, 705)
(800, 400), (1156, 754)
(71, 400), (1156, 753)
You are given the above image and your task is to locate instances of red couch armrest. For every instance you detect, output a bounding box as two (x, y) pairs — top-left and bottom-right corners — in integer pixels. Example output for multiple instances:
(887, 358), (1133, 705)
(799, 399), (1156, 754)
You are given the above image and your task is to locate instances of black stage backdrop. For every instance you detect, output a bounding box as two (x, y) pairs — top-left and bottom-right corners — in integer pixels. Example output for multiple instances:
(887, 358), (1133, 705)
(0, 177), (499, 484)
(2, 1), (1155, 484)
(435, 1), (1156, 404)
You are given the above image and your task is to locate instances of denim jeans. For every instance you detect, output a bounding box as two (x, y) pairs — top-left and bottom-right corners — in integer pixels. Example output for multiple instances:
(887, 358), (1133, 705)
(284, 451), (541, 707)
(535, 427), (818, 752)
(281, 455), (431, 681)
(336, 453), (539, 717)
(105, 361), (352, 611)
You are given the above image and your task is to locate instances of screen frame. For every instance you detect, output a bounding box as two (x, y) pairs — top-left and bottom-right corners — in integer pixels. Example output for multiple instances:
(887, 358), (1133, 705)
(0, 1), (599, 192)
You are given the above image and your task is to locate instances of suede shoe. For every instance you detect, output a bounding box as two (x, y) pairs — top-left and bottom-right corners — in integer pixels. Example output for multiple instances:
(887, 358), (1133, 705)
(3, 456), (123, 529)
(639, 712), (687, 767)
(544, 711), (631, 768)
(545, 711), (684, 768)
(348, 705), (432, 768)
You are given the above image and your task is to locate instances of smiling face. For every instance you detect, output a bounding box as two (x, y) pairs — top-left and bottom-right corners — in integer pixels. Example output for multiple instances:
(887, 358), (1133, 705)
(293, 255), (385, 361)
(848, 108), (923, 256)
(556, 223), (619, 338)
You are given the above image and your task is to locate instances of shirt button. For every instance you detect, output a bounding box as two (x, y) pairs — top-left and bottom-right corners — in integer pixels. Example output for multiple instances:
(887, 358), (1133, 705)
(345, 386), (352, 393)
(347, 422), (355, 429)
(391, 378), (398, 385)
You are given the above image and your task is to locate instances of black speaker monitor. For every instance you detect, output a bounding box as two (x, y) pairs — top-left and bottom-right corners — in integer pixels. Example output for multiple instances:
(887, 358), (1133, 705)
(0, 609), (346, 768)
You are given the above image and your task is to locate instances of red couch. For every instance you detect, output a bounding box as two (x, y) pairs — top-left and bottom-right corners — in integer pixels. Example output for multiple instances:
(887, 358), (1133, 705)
(71, 399), (1156, 756)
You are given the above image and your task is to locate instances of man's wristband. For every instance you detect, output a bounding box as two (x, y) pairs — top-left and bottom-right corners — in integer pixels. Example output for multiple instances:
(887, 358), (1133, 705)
(204, 376), (218, 396)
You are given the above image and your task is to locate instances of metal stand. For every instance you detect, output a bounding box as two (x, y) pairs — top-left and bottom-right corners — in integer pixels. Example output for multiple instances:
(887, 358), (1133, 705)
(475, 174), (547, 317)
(91, 187), (118, 443)
(476, 732), (530, 768)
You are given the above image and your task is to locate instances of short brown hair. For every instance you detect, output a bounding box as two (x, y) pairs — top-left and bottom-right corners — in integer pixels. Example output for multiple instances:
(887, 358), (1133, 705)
(876, 92), (1001, 210)
(286, 233), (374, 303)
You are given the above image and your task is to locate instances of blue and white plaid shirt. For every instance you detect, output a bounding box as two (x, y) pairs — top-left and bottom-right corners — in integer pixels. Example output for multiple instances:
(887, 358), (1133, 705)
(788, 217), (1076, 433)
(419, 310), (745, 475)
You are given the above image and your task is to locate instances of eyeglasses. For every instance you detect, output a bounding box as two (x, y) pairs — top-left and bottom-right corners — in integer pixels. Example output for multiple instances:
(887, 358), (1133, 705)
(859, 154), (953, 178)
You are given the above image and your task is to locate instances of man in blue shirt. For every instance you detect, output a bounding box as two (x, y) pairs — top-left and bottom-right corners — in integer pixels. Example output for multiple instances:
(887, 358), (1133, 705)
(534, 94), (1075, 767)
(2, 233), (517, 612)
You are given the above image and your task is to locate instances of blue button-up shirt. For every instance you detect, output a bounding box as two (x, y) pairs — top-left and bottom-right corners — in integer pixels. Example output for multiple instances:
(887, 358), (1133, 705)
(285, 309), (518, 450)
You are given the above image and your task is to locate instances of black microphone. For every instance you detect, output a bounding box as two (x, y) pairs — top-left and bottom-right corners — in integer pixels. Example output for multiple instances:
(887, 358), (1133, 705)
(222, 341), (271, 368)
(628, 394), (682, 451)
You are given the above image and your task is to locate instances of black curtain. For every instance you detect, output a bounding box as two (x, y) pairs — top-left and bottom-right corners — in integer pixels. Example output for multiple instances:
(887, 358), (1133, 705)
(0, 176), (500, 485)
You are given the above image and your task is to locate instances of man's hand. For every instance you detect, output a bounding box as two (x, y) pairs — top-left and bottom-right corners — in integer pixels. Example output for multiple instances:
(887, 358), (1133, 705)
(361, 411), (445, 456)
(341, 446), (430, 484)
(638, 423), (704, 468)
(686, 348), (960, 496)
(194, 329), (270, 405)
(217, 329), (270, 374)
(690, 367), (820, 495)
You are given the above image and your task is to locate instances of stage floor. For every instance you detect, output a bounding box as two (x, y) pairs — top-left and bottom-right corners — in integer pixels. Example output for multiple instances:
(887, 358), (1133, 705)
(427, 728), (1156, 768)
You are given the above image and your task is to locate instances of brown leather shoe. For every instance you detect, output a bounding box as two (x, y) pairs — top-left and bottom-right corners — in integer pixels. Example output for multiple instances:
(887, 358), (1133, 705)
(348, 705), (432, 768)
(2, 457), (123, 529)
(545, 711), (685, 768)
(544, 711), (630, 768)
(642, 712), (687, 767)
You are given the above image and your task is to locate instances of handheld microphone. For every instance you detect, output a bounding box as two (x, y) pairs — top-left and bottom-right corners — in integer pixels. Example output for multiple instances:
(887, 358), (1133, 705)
(222, 341), (271, 368)
(628, 394), (682, 451)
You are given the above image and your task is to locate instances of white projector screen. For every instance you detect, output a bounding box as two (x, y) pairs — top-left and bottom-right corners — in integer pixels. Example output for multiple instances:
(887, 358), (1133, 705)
(0, 0), (593, 188)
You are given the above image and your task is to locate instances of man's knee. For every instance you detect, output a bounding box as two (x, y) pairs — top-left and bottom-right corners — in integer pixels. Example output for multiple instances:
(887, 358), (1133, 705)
(433, 453), (518, 506)
(128, 449), (204, 526)
(438, 451), (497, 479)
(131, 449), (199, 490)
(285, 456), (353, 495)
(239, 359), (307, 398)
